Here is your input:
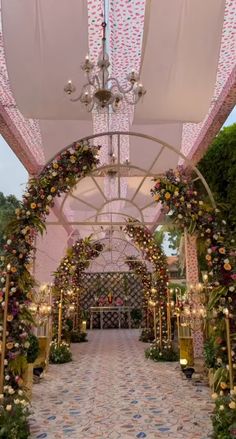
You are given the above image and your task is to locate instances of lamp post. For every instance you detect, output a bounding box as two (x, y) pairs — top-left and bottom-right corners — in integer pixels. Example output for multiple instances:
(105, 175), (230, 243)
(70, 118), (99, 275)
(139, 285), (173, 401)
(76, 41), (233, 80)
(0, 264), (11, 394)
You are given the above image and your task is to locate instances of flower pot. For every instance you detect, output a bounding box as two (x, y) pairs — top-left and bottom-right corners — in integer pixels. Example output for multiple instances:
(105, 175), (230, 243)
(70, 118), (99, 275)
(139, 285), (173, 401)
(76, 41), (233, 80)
(22, 363), (33, 399)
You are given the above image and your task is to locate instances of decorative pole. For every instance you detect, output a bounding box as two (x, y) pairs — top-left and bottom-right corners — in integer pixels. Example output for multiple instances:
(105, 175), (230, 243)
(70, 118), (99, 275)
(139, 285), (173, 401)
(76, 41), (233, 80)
(0, 264), (11, 394)
(153, 304), (157, 343)
(167, 288), (171, 341)
(57, 289), (63, 346)
(224, 309), (233, 390)
(159, 308), (163, 350)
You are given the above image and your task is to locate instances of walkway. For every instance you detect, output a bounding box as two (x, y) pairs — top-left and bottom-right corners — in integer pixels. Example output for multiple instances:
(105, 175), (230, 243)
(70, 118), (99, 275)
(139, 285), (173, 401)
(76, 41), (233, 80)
(30, 330), (213, 439)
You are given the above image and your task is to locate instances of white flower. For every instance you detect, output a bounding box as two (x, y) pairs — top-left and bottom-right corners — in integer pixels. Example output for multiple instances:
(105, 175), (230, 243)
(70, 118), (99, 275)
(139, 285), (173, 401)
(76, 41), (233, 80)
(15, 343), (19, 348)
(24, 341), (30, 349)
(6, 240), (12, 245)
(229, 286), (235, 292)
(4, 359), (8, 365)
(5, 375), (10, 381)
(6, 405), (12, 411)
(14, 399), (20, 405)
(0, 394), (4, 400)
(18, 390), (23, 396)
(224, 258), (229, 264)
(211, 393), (218, 400)
(219, 405), (224, 410)
(178, 214), (183, 219)
(8, 388), (15, 395)
(47, 195), (53, 201)
(1, 278), (5, 284)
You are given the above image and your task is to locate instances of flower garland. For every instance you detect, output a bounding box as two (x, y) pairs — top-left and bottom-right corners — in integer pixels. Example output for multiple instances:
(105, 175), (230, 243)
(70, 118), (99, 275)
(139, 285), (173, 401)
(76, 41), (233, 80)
(124, 219), (170, 352)
(151, 167), (236, 314)
(0, 142), (100, 425)
(151, 166), (236, 435)
(52, 237), (103, 339)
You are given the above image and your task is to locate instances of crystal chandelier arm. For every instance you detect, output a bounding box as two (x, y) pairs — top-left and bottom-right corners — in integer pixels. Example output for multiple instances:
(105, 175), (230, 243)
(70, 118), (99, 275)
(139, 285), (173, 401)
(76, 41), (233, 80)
(108, 77), (135, 94)
(86, 72), (101, 89)
(70, 83), (93, 102)
(123, 93), (141, 106)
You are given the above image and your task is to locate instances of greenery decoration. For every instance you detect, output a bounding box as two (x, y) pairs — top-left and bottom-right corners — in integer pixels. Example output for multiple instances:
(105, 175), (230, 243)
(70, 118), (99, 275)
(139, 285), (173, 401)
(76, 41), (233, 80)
(70, 331), (87, 343)
(26, 333), (40, 364)
(0, 142), (100, 433)
(198, 123), (236, 229)
(124, 219), (172, 355)
(52, 236), (103, 340)
(139, 328), (154, 343)
(49, 341), (72, 364)
(0, 386), (30, 439)
(204, 336), (218, 369)
(211, 389), (236, 439)
(145, 343), (178, 362)
(151, 166), (236, 434)
(130, 308), (142, 327)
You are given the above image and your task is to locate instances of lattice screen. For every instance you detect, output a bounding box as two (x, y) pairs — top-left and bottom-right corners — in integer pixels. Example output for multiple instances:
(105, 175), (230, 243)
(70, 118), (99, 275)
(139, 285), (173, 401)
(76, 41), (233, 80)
(80, 272), (146, 329)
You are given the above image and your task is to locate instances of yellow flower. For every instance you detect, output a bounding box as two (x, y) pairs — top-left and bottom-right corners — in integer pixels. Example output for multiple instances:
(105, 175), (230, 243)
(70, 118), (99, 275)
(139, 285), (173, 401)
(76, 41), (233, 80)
(30, 202), (36, 209)
(50, 187), (56, 193)
(70, 155), (76, 163)
(53, 162), (59, 169)
(224, 263), (232, 271)
(6, 342), (14, 350)
(220, 382), (227, 389)
(165, 192), (171, 200)
(229, 401), (236, 409)
(154, 194), (160, 201)
(211, 393), (218, 400)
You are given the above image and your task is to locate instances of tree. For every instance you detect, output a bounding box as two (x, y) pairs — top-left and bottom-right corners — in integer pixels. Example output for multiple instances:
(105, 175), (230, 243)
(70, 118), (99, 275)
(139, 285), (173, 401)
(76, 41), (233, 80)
(0, 192), (21, 251)
(198, 123), (236, 228)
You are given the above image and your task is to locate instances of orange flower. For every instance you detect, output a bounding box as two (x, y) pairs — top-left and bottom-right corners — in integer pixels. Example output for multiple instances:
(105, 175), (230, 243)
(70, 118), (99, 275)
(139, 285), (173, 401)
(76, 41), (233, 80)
(7, 315), (13, 322)
(224, 263), (232, 271)
(154, 194), (160, 201)
(53, 163), (59, 169)
(50, 187), (56, 193)
(6, 342), (14, 350)
(219, 247), (226, 254)
(11, 267), (17, 273)
(206, 254), (212, 261)
(165, 192), (171, 200)
(30, 202), (36, 209)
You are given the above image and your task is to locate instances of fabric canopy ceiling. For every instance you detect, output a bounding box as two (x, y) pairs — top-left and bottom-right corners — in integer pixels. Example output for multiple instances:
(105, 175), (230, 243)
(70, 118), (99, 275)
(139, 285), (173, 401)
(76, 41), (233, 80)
(134, 0), (226, 124)
(1, 0), (90, 120)
(2, 0), (225, 124)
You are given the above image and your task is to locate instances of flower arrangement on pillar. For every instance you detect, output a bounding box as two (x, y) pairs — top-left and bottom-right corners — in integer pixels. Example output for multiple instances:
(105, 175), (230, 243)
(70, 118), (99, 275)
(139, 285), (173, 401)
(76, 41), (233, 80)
(0, 141), (100, 434)
(151, 166), (236, 435)
(124, 219), (177, 361)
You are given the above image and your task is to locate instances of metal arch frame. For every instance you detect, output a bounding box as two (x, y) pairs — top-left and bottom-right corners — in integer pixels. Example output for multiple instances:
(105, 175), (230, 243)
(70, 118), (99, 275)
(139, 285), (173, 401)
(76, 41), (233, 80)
(43, 130), (216, 265)
(42, 130), (216, 209)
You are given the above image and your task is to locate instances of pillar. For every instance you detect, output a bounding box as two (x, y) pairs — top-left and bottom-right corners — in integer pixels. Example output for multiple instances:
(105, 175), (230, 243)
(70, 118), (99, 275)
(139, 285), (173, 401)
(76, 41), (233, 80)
(184, 230), (204, 362)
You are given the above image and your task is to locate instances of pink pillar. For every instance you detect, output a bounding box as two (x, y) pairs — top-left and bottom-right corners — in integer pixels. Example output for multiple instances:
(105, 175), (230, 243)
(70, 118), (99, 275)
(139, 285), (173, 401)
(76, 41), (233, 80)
(184, 231), (204, 360)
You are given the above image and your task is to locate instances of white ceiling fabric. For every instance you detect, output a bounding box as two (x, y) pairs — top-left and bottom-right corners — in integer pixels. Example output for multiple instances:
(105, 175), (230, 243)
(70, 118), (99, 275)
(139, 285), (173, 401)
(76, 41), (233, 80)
(1, 0), (90, 120)
(134, 0), (226, 124)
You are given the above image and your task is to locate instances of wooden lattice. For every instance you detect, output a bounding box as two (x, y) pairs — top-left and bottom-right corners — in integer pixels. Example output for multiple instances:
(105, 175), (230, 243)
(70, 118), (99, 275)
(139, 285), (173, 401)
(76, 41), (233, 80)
(80, 272), (145, 329)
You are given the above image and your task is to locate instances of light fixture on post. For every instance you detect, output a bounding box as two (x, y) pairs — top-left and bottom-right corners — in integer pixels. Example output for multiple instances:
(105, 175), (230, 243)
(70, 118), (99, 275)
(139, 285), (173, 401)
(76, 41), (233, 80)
(64, 12), (146, 112)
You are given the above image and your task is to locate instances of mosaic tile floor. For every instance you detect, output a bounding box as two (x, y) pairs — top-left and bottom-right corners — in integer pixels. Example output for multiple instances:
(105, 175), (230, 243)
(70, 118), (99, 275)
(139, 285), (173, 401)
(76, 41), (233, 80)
(30, 330), (213, 439)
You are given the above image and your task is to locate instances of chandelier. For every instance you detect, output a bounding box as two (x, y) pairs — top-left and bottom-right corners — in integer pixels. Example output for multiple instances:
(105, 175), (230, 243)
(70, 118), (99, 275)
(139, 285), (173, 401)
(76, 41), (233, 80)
(64, 18), (146, 112)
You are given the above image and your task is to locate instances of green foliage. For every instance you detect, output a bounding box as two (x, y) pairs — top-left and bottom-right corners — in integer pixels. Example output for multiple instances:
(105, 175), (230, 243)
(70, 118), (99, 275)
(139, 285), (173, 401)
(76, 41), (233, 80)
(198, 123), (236, 228)
(145, 344), (178, 362)
(204, 336), (217, 369)
(26, 334), (40, 364)
(49, 342), (72, 364)
(0, 192), (21, 252)
(0, 402), (30, 439)
(153, 229), (165, 250)
(70, 331), (87, 343)
(8, 355), (27, 376)
(139, 328), (154, 343)
(212, 392), (236, 439)
(130, 308), (142, 327)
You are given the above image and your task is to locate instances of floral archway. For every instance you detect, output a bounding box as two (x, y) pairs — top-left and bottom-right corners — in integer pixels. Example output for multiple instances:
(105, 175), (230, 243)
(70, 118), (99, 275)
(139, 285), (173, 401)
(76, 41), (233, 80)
(151, 167), (236, 436)
(0, 142), (99, 432)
